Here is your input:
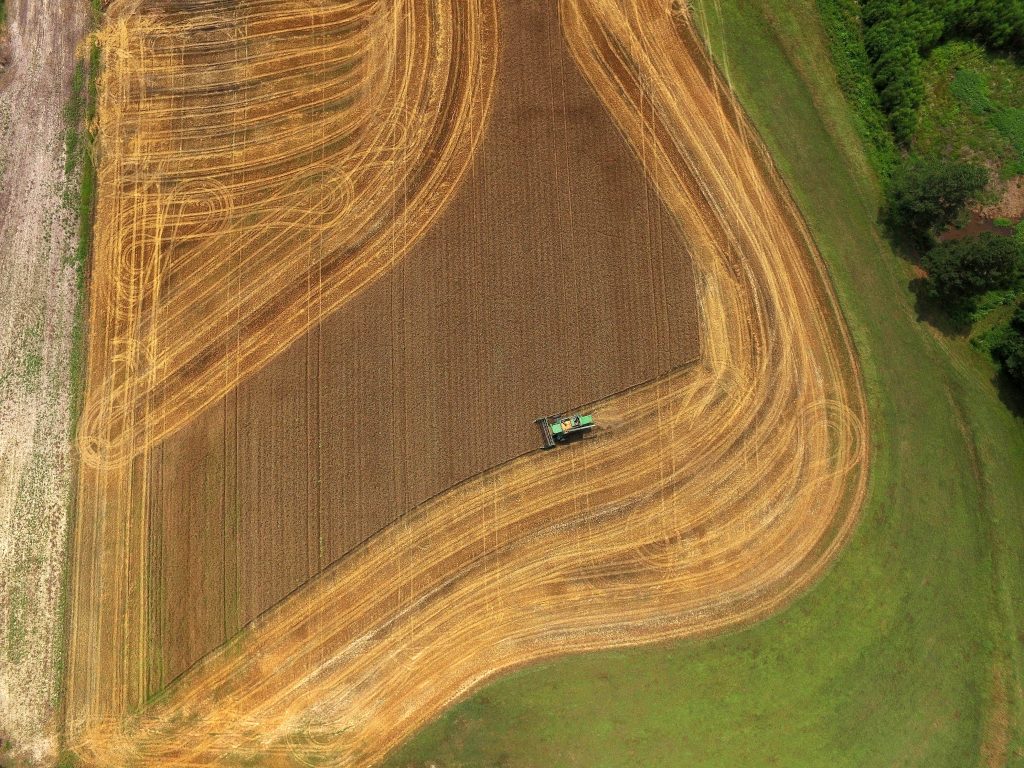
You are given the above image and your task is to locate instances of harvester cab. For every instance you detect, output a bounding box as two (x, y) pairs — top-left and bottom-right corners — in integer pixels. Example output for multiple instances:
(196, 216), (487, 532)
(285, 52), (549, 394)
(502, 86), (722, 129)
(535, 412), (594, 449)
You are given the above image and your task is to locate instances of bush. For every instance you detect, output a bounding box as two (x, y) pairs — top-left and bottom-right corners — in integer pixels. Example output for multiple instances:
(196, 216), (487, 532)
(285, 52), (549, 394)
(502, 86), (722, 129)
(816, 0), (896, 175)
(990, 106), (1024, 154)
(885, 155), (988, 240)
(921, 233), (1024, 301)
(950, 68), (993, 114)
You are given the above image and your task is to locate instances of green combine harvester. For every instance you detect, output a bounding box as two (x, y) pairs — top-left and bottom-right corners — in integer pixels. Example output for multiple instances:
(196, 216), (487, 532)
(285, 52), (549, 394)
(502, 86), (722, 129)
(536, 412), (594, 449)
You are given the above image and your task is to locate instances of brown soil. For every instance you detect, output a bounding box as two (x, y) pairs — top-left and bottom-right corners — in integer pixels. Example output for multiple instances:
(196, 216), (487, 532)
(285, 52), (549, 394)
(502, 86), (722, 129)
(939, 211), (1016, 242)
(979, 174), (1024, 221)
(981, 663), (1010, 768)
(941, 174), (1024, 241)
(145, 0), (699, 688)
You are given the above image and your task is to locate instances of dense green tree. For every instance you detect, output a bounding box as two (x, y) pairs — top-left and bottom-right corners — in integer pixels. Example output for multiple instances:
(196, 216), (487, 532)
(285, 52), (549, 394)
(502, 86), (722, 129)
(884, 155), (988, 239)
(921, 233), (1023, 299)
(956, 0), (1024, 49)
(993, 306), (1024, 387)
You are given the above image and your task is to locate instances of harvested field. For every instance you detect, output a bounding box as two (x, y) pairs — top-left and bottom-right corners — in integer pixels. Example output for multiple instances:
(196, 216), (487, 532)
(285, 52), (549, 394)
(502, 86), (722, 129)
(67, 0), (501, 726)
(68, 0), (702, 722)
(74, 0), (490, 469)
(145, 0), (699, 687)
(66, 0), (869, 765)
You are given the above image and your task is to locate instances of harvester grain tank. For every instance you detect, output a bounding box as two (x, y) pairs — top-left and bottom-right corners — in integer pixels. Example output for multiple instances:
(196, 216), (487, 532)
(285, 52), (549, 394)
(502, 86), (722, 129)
(535, 412), (594, 448)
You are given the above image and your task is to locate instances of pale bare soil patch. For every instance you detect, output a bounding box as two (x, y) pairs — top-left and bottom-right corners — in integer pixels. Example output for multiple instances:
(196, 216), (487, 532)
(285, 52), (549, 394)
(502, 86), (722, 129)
(0, 0), (87, 763)
(977, 174), (1024, 220)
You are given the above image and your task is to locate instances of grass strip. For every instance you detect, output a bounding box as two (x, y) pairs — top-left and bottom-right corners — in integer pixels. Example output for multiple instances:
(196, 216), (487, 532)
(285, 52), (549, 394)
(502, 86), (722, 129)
(55, 8), (101, 765)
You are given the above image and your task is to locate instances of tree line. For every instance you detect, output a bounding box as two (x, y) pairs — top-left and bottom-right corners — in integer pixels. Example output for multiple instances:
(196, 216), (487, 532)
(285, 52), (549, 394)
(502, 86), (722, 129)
(884, 154), (1024, 391)
(850, 0), (1024, 397)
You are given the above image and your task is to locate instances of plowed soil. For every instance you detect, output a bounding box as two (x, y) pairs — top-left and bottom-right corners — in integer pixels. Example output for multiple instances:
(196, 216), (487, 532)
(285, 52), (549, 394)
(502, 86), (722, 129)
(144, 0), (698, 687)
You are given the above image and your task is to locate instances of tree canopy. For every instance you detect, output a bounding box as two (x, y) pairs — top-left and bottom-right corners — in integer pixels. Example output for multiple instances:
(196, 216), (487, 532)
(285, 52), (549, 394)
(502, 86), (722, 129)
(993, 305), (1024, 387)
(884, 155), (988, 240)
(921, 233), (1023, 300)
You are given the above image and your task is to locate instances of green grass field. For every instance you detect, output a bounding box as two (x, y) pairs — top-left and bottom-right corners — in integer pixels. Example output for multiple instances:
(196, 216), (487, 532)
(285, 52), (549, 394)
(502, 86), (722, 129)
(384, 1), (1024, 765)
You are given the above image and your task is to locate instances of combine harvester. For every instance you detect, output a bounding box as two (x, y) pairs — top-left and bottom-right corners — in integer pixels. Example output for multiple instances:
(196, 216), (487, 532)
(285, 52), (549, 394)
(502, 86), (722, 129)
(536, 412), (594, 449)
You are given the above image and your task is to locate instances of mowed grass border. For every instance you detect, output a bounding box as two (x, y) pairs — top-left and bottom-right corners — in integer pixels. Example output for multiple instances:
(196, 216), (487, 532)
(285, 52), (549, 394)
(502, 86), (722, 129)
(56, 6), (100, 765)
(384, 1), (1024, 766)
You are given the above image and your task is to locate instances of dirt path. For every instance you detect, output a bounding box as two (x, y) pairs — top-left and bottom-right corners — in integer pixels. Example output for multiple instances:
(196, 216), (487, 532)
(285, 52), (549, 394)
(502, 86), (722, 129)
(67, 0), (868, 765)
(0, 0), (88, 763)
(981, 663), (1010, 768)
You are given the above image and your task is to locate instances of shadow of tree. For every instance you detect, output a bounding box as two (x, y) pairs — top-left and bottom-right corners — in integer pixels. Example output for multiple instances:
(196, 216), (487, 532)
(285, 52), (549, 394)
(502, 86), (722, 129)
(909, 276), (974, 337)
(993, 367), (1024, 418)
